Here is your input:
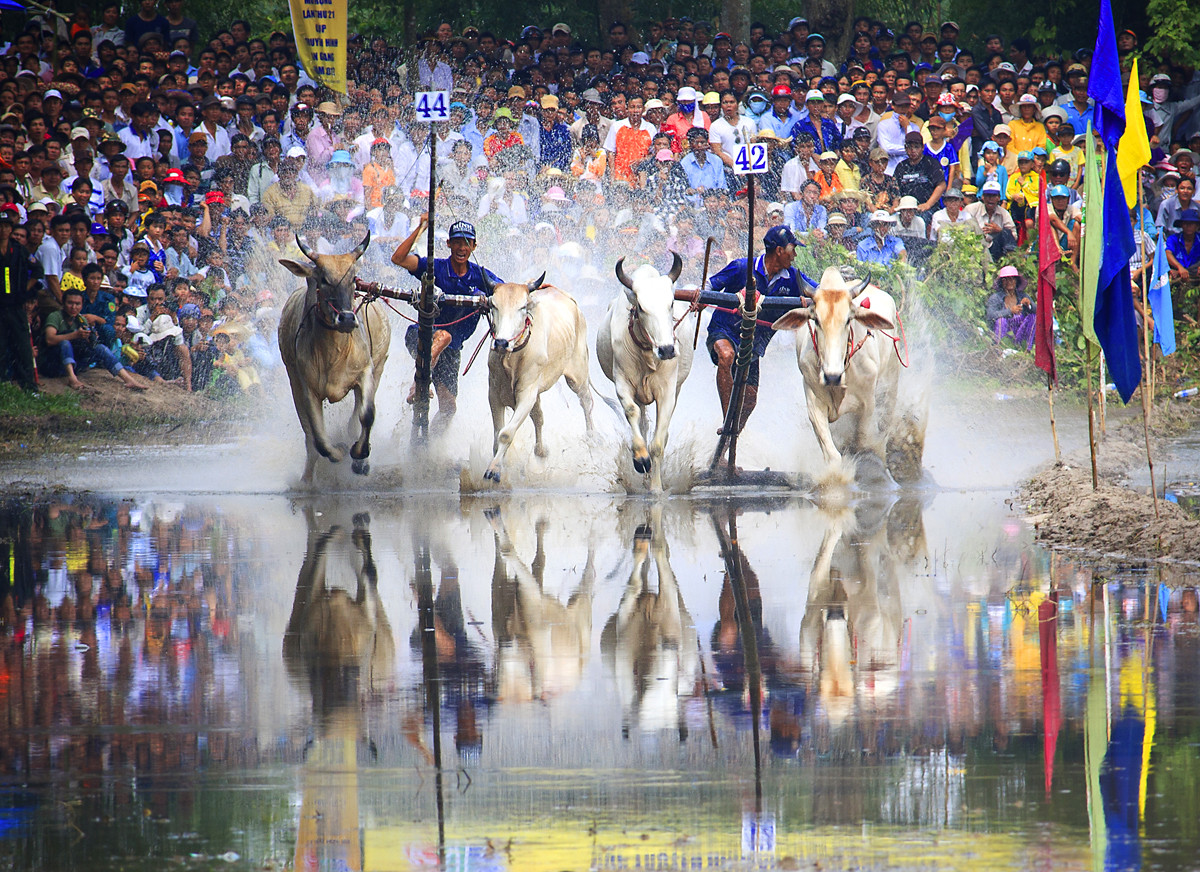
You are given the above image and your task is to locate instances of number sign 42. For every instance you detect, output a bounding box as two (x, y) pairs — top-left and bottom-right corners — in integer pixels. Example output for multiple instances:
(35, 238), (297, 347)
(414, 91), (450, 122)
(733, 143), (768, 175)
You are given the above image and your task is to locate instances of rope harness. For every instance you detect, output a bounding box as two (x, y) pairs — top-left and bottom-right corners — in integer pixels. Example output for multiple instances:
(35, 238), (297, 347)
(806, 314), (911, 369)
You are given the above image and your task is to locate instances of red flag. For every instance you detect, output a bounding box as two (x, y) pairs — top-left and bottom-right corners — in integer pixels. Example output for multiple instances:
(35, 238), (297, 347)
(1035, 174), (1060, 381)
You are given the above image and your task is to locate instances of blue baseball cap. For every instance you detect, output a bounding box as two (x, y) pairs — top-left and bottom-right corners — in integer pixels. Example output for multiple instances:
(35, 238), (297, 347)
(1031, 146), (1048, 156)
(178, 303), (202, 318)
(447, 220), (476, 240)
(763, 225), (800, 251)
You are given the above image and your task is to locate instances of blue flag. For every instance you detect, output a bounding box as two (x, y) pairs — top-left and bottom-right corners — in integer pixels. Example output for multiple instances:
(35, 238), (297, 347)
(1088, 0), (1126, 149)
(1149, 231), (1176, 355)
(1094, 156), (1142, 403)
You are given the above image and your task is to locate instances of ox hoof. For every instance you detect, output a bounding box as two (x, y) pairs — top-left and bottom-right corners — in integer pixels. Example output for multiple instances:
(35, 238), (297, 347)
(534, 444), (550, 459)
(483, 468), (501, 483)
(632, 454), (652, 474)
(351, 458), (370, 476)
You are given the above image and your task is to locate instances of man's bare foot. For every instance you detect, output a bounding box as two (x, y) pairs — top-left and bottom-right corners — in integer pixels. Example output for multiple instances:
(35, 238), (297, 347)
(67, 378), (84, 390)
(124, 380), (148, 391)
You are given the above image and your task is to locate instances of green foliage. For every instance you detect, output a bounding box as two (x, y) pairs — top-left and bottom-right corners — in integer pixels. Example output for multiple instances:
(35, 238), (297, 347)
(1145, 0), (1200, 68)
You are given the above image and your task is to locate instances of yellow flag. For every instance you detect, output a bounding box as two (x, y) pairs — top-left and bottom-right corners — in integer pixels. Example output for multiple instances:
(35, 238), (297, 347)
(288, 0), (347, 94)
(1116, 58), (1151, 208)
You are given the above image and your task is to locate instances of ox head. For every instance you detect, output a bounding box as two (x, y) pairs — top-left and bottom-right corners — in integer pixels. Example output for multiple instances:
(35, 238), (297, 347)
(280, 231), (371, 333)
(488, 273), (545, 352)
(615, 254), (683, 361)
(771, 266), (894, 387)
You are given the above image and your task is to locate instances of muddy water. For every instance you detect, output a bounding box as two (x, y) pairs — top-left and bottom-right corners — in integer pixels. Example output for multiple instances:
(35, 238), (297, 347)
(2, 488), (1197, 872)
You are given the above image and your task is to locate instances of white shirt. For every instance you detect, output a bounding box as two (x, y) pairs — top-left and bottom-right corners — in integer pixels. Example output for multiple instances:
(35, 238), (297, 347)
(709, 114), (758, 161)
(780, 155), (819, 194)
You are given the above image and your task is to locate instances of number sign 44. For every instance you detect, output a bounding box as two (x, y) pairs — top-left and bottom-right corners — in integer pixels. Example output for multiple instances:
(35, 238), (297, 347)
(414, 91), (450, 122)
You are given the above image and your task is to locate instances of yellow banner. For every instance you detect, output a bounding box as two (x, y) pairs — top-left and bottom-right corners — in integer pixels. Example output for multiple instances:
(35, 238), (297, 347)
(288, 0), (347, 94)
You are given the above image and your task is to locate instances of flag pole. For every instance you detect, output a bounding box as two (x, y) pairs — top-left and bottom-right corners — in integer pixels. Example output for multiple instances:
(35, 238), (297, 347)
(1136, 187), (1159, 518)
(1086, 341), (1099, 490)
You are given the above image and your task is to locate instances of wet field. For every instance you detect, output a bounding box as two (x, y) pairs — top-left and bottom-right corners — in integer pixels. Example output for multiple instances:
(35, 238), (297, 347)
(2, 482), (1198, 872)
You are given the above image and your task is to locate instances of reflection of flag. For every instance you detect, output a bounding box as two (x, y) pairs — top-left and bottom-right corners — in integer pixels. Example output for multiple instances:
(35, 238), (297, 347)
(1035, 175), (1059, 381)
(1038, 596), (1061, 798)
(1149, 232), (1176, 355)
(1079, 126), (1102, 346)
(1116, 59), (1151, 208)
(1088, 0), (1126, 149)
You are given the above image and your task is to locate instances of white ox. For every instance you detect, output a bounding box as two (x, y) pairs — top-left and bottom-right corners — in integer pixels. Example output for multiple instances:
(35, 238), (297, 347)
(596, 254), (693, 493)
(279, 233), (391, 485)
(484, 274), (595, 483)
(771, 266), (899, 473)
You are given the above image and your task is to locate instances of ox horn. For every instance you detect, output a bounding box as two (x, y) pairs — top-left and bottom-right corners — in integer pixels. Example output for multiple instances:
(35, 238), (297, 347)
(295, 233), (318, 262)
(527, 272), (546, 292)
(351, 228), (371, 259)
(852, 276), (871, 295)
(614, 257), (634, 290)
(667, 252), (683, 283)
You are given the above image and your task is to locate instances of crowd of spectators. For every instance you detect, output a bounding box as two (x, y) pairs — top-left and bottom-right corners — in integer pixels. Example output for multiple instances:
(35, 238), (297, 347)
(0, 5), (1194, 396)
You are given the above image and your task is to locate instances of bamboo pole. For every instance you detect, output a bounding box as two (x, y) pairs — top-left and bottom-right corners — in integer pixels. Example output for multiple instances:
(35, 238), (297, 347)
(1137, 189), (1159, 519)
(1048, 372), (1062, 464)
(1080, 266), (1099, 489)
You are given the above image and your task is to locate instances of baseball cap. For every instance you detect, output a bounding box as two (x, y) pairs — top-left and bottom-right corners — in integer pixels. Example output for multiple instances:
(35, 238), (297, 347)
(630, 51), (651, 64)
(286, 145), (307, 158)
(162, 168), (189, 184)
(493, 107), (515, 122)
(644, 99), (666, 111)
(904, 131), (925, 145)
(805, 89), (825, 102)
(539, 94), (559, 109)
(448, 220), (476, 240)
(507, 85), (526, 99)
(1017, 93), (1038, 104)
(551, 22), (570, 34)
(869, 209), (897, 223)
(943, 187), (964, 200)
(70, 127), (90, 140)
(980, 180), (1002, 194)
(763, 225), (800, 250)
(1017, 150), (1033, 161)
(581, 89), (603, 104)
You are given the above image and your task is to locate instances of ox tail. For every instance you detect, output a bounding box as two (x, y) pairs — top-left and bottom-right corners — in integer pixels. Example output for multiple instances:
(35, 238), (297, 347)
(590, 382), (626, 421)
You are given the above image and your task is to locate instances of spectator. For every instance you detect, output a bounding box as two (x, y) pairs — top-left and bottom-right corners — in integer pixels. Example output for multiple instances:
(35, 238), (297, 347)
(44, 288), (147, 390)
(856, 210), (906, 264)
(986, 265), (1035, 349)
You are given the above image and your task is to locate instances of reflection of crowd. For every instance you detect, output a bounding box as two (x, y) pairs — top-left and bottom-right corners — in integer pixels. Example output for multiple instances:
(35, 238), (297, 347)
(4, 8), (1197, 397)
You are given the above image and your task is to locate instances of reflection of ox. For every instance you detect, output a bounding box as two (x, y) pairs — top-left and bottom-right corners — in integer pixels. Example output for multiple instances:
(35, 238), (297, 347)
(283, 510), (395, 733)
(798, 504), (904, 727)
(279, 233), (391, 485)
(484, 275), (595, 483)
(596, 255), (693, 492)
(283, 511), (393, 872)
(601, 518), (698, 739)
(488, 509), (594, 702)
(772, 267), (898, 473)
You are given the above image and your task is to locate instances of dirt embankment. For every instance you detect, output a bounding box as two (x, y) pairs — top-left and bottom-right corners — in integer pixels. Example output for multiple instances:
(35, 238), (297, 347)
(0, 372), (248, 452)
(1020, 401), (1200, 565)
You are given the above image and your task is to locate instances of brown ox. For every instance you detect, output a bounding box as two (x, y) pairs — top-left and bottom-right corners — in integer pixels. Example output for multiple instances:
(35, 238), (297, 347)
(771, 266), (899, 474)
(279, 233), (391, 484)
(484, 275), (595, 483)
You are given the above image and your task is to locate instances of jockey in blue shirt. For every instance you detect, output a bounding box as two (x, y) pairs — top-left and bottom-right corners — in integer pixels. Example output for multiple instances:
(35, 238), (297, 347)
(706, 225), (815, 434)
(391, 217), (502, 433)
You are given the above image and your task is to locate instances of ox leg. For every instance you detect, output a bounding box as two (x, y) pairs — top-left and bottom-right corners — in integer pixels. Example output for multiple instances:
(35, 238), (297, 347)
(564, 371), (595, 433)
(485, 386), (540, 482)
(805, 381), (842, 467)
(289, 378), (342, 484)
(530, 397), (549, 458)
(617, 381), (652, 477)
(647, 388), (680, 493)
(854, 376), (886, 460)
(350, 376), (378, 476)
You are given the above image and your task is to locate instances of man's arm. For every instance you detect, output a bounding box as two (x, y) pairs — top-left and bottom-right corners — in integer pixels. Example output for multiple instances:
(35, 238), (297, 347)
(390, 212), (429, 272)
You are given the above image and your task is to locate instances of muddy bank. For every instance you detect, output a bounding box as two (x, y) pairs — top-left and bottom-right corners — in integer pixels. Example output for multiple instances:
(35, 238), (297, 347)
(1020, 400), (1200, 565)
(0, 372), (247, 453)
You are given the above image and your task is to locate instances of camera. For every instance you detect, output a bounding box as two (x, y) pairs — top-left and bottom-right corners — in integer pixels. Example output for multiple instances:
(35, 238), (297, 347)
(1021, 302), (1033, 314)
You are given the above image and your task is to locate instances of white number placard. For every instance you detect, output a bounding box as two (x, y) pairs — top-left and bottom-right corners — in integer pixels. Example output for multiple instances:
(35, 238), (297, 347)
(733, 142), (768, 175)
(413, 91), (450, 121)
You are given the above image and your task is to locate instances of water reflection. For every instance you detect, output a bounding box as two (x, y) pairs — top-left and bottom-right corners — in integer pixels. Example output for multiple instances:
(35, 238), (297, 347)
(1, 493), (1199, 871)
(283, 510), (393, 872)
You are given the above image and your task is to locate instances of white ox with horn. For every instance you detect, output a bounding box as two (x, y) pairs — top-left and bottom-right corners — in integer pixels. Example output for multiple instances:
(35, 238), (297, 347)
(484, 273), (595, 483)
(596, 254), (693, 492)
(771, 266), (899, 474)
(278, 232), (391, 484)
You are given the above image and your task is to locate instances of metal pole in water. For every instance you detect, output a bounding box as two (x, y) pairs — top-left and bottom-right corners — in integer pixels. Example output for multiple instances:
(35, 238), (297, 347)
(415, 539), (445, 864)
(710, 173), (758, 474)
(412, 126), (438, 445)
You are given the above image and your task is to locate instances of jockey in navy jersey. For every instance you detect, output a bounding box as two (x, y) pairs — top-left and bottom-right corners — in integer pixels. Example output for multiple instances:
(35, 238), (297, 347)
(706, 225), (814, 435)
(391, 216), (502, 433)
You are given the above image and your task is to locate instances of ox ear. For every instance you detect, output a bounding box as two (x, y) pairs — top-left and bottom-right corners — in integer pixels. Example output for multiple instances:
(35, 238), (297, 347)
(771, 308), (812, 331)
(854, 306), (895, 331)
(279, 259), (315, 277)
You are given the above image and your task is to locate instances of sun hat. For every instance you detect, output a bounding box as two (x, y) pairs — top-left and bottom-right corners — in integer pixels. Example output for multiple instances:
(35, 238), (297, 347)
(997, 265), (1019, 278)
